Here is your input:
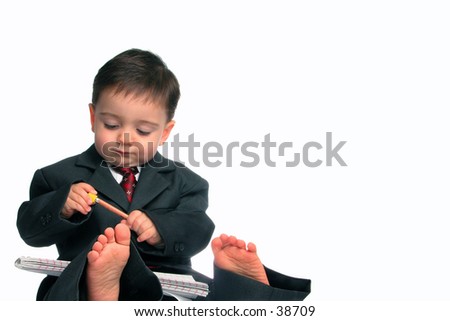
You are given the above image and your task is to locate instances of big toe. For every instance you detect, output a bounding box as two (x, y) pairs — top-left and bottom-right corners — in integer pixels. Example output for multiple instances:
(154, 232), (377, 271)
(114, 223), (131, 246)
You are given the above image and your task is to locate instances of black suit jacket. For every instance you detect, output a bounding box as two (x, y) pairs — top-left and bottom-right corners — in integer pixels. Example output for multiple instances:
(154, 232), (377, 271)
(17, 145), (311, 300)
(17, 144), (214, 267)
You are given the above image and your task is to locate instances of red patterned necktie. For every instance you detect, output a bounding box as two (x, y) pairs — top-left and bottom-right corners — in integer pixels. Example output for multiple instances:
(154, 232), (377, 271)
(115, 167), (138, 202)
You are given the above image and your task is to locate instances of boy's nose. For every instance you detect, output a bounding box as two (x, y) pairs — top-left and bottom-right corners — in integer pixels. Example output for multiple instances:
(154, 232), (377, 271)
(117, 131), (133, 145)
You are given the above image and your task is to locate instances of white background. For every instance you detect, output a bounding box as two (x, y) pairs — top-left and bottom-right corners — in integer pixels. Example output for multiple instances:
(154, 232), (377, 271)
(1, 0), (450, 305)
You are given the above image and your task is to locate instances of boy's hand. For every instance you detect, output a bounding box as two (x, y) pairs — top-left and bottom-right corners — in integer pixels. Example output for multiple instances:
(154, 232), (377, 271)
(126, 210), (162, 246)
(61, 183), (97, 218)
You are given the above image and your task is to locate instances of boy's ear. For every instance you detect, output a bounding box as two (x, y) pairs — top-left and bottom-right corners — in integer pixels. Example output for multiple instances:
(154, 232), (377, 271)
(160, 120), (175, 145)
(89, 104), (95, 132)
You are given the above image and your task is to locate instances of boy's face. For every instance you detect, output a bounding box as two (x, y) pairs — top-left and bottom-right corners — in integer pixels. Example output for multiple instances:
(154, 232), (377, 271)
(89, 88), (175, 167)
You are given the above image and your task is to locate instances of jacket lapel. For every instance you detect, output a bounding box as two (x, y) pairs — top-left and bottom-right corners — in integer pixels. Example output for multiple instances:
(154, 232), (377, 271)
(75, 145), (130, 211)
(130, 152), (174, 210)
(75, 147), (175, 212)
(88, 167), (130, 210)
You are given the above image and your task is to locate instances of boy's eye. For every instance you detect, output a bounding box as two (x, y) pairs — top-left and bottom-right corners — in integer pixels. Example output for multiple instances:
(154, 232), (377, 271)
(137, 129), (151, 136)
(104, 123), (119, 129)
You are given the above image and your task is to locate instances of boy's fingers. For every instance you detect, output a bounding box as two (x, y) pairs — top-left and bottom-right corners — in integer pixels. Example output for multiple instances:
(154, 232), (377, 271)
(126, 212), (137, 227)
(127, 210), (146, 229)
(75, 185), (97, 205)
(79, 182), (97, 193)
(66, 198), (87, 215)
(137, 229), (153, 242)
(69, 192), (91, 214)
(72, 183), (97, 205)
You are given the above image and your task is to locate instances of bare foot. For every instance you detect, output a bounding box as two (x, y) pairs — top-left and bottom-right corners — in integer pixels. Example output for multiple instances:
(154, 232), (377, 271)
(86, 223), (130, 300)
(211, 234), (269, 285)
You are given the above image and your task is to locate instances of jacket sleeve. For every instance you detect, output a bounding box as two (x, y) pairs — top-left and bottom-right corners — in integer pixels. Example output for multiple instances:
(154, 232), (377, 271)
(137, 174), (215, 259)
(16, 169), (87, 247)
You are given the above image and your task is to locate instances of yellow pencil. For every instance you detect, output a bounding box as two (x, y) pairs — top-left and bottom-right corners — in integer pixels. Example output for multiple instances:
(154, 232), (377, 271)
(88, 193), (128, 219)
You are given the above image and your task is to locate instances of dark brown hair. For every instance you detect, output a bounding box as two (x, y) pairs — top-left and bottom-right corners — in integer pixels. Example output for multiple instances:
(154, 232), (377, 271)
(92, 48), (180, 121)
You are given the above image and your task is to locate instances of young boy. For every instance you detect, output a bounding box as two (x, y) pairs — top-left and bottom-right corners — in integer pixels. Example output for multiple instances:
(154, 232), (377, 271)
(17, 48), (311, 300)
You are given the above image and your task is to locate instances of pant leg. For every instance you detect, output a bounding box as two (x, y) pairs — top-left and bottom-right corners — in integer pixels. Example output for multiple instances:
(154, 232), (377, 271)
(207, 265), (311, 301)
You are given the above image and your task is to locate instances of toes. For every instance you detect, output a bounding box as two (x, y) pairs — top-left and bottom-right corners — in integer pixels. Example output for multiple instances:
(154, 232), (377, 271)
(228, 235), (237, 246)
(104, 227), (115, 243)
(87, 250), (100, 262)
(114, 223), (131, 246)
(211, 237), (223, 254)
(247, 242), (257, 253)
(236, 239), (246, 249)
(219, 234), (229, 243)
(92, 241), (104, 252)
(97, 234), (108, 245)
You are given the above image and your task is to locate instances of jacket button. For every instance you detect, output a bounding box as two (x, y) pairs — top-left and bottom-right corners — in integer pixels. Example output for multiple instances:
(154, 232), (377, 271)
(40, 214), (51, 226)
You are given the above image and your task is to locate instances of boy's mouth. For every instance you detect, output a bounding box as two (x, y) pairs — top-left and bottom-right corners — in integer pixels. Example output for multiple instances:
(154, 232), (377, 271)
(111, 149), (132, 156)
